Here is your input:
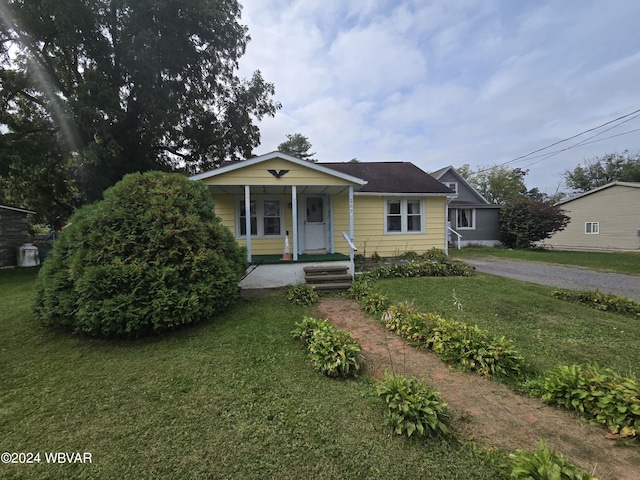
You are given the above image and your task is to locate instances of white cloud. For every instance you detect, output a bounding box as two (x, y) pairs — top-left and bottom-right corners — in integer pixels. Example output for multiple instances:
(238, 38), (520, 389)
(238, 0), (640, 193)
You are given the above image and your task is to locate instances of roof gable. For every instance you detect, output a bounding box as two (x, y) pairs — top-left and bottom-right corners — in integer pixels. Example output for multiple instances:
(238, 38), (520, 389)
(431, 166), (492, 204)
(321, 162), (452, 194)
(556, 181), (640, 205)
(190, 151), (366, 186)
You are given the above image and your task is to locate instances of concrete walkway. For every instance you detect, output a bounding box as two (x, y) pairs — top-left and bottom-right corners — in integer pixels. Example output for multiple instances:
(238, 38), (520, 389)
(465, 258), (640, 301)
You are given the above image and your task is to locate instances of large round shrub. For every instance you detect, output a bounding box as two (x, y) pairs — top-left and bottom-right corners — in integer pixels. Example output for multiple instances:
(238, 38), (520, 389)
(33, 171), (247, 337)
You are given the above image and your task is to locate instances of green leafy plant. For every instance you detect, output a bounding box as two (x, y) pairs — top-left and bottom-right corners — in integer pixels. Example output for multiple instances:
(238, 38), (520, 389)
(33, 172), (247, 338)
(291, 316), (333, 345)
(286, 284), (319, 306)
(370, 251), (383, 263)
(307, 327), (364, 378)
(421, 248), (450, 262)
(292, 317), (364, 378)
(359, 292), (391, 315)
(426, 318), (524, 378)
(540, 364), (640, 437)
(509, 440), (596, 480)
(399, 250), (419, 261)
(552, 289), (640, 317)
(347, 277), (373, 300)
(381, 303), (440, 344)
(362, 258), (474, 281)
(377, 373), (450, 437)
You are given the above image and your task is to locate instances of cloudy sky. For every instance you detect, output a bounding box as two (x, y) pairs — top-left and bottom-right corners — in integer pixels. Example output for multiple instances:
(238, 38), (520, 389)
(237, 0), (640, 194)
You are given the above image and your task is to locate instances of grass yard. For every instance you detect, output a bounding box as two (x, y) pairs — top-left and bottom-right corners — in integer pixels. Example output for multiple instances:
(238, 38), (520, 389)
(0, 268), (507, 480)
(375, 274), (640, 380)
(449, 247), (640, 275)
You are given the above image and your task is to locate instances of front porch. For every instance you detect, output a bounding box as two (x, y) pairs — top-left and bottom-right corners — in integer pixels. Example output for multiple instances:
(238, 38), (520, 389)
(240, 253), (352, 289)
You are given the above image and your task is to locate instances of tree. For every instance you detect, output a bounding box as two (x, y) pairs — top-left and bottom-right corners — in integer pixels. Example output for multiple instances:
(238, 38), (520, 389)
(278, 133), (316, 162)
(33, 171), (247, 338)
(563, 151), (640, 193)
(0, 0), (281, 209)
(499, 195), (569, 249)
(457, 164), (528, 204)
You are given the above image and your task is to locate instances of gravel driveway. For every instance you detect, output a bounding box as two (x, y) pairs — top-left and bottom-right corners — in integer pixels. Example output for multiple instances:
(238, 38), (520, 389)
(465, 258), (640, 301)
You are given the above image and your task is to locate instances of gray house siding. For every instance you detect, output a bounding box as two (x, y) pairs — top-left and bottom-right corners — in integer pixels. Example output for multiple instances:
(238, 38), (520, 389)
(438, 171), (483, 203)
(434, 167), (501, 247)
(0, 207), (34, 267)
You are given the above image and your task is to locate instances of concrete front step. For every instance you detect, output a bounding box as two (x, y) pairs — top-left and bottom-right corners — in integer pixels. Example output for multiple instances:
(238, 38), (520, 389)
(311, 282), (353, 291)
(304, 265), (352, 291)
(303, 265), (349, 274)
(306, 273), (353, 283)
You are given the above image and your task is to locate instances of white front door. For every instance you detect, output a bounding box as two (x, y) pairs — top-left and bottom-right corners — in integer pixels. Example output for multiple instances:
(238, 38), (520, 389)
(304, 196), (327, 253)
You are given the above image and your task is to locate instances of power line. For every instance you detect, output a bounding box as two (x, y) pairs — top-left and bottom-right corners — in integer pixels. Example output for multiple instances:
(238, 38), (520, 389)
(523, 127), (640, 168)
(495, 106), (640, 168)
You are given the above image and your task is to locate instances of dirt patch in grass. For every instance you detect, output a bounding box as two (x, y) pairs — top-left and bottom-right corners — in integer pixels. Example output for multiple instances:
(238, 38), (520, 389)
(317, 297), (639, 480)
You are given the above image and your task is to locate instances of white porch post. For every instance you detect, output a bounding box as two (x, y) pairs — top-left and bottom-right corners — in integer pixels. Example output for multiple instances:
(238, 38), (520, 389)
(291, 185), (298, 261)
(349, 185), (355, 280)
(244, 185), (252, 262)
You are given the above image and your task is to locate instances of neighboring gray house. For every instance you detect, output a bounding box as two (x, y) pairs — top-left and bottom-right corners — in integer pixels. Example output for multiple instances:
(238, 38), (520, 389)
(431, 166), (502, 247)
(544, 181), (640, 251)
(0, 205), (36, 267)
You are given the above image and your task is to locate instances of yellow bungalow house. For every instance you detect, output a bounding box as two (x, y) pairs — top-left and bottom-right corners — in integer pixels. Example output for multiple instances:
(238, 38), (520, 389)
(190, 152), (453, 288)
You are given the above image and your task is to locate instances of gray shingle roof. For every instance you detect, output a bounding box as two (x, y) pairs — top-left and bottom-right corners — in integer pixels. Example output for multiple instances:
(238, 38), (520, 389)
(320, 162), (453, 194)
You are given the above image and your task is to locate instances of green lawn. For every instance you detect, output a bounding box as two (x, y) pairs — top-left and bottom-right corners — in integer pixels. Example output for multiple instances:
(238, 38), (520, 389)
(449, 247), (640, 275)
(1, 268), (507, 479)
(376, 274), (640, 380)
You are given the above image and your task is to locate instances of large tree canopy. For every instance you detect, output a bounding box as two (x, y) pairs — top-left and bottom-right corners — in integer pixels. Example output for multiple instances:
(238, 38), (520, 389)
(0, 0), (280, 218)
(563, 151), (640, 193)
(457, 164), (528, 204)
(277, 132), (316, 162)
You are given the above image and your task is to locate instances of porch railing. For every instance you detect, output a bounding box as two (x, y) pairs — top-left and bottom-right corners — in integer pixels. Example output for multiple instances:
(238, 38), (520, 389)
(448, 226), (462, 250)
(341, 232), (357, 281)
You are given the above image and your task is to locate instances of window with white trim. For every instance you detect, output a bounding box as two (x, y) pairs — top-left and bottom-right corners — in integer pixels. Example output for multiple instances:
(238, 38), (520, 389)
(385, 198), (424, 234)
(456, 208), (475, 229)
(238, 198), (283, 237)
(445, 182), (458, 196)
(585, 222), (599, 234)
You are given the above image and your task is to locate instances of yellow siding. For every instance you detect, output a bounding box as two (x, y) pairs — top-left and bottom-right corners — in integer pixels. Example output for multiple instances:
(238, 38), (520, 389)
(214, 190), (447, 257)
(211, 192), (294, 255)
(333, 195), (447, 257)
(201, 158), (354, 186)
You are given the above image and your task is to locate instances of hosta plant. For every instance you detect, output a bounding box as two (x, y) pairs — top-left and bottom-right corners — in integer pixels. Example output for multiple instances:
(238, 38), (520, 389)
(377, 373), (450, 438)
(291, 316), (333, 345)
(540, 364), (640, 438)
(510, 440), (596, 480)
(347, 277), (373, 300)
(359, 292), (391, 316)
(552, 289), (640, 317)
(381, 303), (440, 345)
(286, 284), (319, 306)
(292, 317), (364, 378)
(427, 318), (524, 378)
(307, 327), (363, 378)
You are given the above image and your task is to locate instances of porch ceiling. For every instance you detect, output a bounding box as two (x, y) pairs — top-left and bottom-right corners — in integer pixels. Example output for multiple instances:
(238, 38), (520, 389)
(208, 184), (353, 195)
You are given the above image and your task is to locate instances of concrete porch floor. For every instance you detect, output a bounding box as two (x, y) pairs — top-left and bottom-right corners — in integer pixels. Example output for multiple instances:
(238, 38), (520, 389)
(240, 253), (351, 289)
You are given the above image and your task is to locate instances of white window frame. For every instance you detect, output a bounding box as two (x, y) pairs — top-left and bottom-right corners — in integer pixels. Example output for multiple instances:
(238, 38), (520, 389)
(456, 208), (476, 230)
(236, 196), (285, 238)
(445, 182), (458, 197)
(384, 198), (424, 234)
(585, 222), (599, 234)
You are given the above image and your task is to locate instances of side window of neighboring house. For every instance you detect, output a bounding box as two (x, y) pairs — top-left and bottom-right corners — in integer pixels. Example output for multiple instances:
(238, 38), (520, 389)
(238, 198), (283, 237)
(585, 222), (599, 234)
(445, 182), (458, 197)
(385, 198), (424, 234)
(456, 208), (475, 229)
